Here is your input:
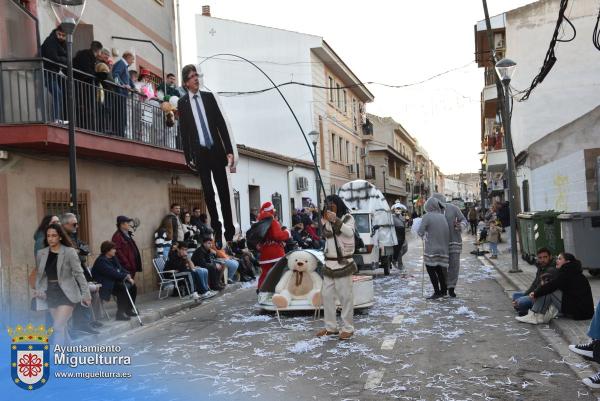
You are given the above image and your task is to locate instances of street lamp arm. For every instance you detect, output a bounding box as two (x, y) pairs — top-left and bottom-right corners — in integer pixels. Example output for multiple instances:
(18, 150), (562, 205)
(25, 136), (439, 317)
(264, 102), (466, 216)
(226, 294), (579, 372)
(111, 36), (166, 90)
(199, 53), (327, 197)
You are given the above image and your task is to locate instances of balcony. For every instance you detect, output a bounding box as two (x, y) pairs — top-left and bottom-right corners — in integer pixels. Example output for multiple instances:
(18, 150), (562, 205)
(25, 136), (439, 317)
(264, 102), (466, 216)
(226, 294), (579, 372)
(486, 149), (507, 173)
(0, 58), (186, 170)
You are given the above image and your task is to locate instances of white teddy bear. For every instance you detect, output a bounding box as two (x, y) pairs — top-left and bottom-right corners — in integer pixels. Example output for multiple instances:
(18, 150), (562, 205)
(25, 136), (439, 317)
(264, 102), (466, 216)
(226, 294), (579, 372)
(271, 250), (322, 309)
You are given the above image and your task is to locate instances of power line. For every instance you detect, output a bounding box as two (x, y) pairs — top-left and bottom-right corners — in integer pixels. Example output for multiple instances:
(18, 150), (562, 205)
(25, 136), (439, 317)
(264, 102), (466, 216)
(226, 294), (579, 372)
(519, 0), (576, 101)
(210, 61), (475, 96)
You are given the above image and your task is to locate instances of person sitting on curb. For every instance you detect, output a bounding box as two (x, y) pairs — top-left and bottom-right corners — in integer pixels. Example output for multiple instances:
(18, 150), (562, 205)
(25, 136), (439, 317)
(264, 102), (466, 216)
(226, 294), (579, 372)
(210, 239), (239, 284)
(516, 253), (594, 325)
(569, 298), (600, 388)
(512, 247), (557, 316)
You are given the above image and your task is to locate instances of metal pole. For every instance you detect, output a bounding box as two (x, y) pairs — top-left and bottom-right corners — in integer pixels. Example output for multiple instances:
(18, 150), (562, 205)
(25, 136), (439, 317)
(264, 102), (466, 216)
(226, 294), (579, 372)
(313, 141), (322, 237)
(479, 165), (486, 210)
(66, 31), (79, 223)
(383, 170), (386, 197)
(502, 80), (521, 273)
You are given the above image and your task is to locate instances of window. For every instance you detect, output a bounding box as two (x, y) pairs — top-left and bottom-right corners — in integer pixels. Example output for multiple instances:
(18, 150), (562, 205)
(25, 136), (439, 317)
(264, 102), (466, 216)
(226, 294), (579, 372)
(233, 189), (241, 228)
(39, 189), (91, 243)
(522, 180), (530, 212)
(343, 90), (347, 113)
(271, 192), (283, 223)
(345, 141), (350, 164)
(169, 185), (206, 214)
(352, 98), (357, 131)
(328, 76), (334, 103)
(331, 133), (336, 160)
(336, 83), (341, 109)
(339, 137), (344, 162)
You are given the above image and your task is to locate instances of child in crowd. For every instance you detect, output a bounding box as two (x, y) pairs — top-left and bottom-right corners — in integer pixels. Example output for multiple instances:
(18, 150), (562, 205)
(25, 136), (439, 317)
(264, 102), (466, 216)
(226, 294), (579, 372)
(487, 220), (501, 259)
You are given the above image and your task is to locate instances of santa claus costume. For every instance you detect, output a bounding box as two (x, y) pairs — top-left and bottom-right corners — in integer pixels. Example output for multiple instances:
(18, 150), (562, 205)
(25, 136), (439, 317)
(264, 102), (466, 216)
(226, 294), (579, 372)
(257, 201), (291, 289)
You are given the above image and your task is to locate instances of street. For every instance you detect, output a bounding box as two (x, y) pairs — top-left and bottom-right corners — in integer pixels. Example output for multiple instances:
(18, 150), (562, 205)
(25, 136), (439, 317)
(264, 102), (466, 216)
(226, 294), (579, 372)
(107, 233), (594, 401)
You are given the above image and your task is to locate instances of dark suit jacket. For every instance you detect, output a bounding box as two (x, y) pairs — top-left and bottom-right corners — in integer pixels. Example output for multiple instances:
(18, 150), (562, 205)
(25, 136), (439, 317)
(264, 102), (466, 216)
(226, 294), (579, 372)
(178, 91), (233, 170)
(112, 59), (134, 94)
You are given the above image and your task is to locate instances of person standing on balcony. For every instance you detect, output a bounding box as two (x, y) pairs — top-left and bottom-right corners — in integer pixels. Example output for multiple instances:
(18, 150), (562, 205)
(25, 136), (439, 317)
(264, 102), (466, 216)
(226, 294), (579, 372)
(158, 73), (180, 98)
(112, 51), (136, 137)
(73, 40), (103, 130)
(178, 64), (238, 247)
(41, 26), (67, 122)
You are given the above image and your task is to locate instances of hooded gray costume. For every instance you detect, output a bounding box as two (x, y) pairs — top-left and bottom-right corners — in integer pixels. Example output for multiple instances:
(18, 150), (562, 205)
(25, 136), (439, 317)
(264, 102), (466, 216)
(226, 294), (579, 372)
(418, 197), (450, 268)
(418, 197), (451, 297)
(432, 193), (468, 289)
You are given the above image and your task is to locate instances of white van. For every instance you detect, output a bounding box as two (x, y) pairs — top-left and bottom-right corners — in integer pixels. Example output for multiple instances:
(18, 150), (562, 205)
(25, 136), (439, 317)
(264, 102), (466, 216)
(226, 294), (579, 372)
(338, 180), (397, 275)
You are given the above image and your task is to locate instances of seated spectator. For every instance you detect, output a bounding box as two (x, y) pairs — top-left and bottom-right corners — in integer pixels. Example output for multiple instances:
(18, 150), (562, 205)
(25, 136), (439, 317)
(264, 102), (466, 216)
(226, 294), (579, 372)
(570, 298), (600, 388)
(191, 237), (225, 291)
(229, 237), (256, 282)
(182, 211), (200, 253)
(517, 253), (594, 325)
(210, 239), (239, 284)
(165, 242), (212, 299)
(512, 248), (557, 316)
(155, 215), (175, 259)
(91, 241), (138, 321)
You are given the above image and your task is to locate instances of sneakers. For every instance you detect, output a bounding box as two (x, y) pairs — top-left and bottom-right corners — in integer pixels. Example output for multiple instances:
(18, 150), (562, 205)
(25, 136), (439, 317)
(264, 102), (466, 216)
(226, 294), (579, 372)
(583, 372), (600, 389)
(339, 331), (353, 341)
(448, 288), (457, 298)
(542, 304), (559, 323)
(426, 292), (444, 300)
(191, 292), (201, 300)
(200, 290), (217, 299)
(315, 329), (339, 337)
(515, 309), (544, 324)
(569, 342), (595, 358)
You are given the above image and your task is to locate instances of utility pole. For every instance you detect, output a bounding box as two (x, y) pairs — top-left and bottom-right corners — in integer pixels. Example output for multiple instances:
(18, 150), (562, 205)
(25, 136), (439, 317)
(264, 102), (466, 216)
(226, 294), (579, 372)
(481, 0), (521, 272)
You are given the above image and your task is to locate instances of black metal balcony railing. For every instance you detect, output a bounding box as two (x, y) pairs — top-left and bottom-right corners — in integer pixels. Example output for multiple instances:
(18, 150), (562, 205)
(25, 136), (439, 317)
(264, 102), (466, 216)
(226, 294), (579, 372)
(0, 58), (180, 150)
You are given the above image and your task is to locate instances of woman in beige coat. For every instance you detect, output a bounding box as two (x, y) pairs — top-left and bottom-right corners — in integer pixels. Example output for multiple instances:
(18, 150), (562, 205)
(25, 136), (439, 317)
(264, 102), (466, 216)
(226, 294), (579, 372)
(34, 223), (91, 345)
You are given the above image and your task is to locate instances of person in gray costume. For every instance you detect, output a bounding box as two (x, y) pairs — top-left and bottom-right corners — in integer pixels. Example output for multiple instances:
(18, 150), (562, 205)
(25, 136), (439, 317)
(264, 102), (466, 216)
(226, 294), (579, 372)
(418, 197), (451, 299)
(432, 193), (468, 297)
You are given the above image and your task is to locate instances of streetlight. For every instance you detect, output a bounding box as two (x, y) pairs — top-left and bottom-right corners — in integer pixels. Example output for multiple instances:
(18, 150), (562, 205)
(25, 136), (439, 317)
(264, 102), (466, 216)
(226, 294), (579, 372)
(495, 58), (521, 273)
(381, 164), (387, 203)
(478, 151), (486, 210)
(308, 130), (322, 235)
(50, 0), (87, 231)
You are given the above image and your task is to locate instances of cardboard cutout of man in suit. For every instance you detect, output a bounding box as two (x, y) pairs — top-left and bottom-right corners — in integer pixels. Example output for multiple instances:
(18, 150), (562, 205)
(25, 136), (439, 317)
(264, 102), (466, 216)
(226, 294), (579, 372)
(178, 64), (238, 243)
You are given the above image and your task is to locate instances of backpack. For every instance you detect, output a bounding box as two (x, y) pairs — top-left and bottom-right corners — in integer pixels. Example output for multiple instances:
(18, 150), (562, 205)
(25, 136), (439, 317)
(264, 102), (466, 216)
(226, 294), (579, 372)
(246, 217), (273, 251)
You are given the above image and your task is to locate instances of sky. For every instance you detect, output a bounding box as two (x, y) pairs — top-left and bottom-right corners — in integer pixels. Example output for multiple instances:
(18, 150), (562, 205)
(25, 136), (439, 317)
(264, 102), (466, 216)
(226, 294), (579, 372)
(178, 0), (534, 174)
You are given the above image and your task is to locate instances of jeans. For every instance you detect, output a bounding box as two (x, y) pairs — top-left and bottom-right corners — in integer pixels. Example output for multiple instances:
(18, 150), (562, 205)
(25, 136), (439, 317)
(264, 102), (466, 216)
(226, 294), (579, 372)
(588, 300), (600, 339)
(489, 242), (498, 256)
(192, 267), (210, 293)
(512, 292), (533, 315)
(219, 259), (239, 282)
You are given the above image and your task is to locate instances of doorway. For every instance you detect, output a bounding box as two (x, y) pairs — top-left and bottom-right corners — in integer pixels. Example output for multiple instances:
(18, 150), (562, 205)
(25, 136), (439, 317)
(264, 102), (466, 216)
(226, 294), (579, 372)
(248, 185), (260, 223)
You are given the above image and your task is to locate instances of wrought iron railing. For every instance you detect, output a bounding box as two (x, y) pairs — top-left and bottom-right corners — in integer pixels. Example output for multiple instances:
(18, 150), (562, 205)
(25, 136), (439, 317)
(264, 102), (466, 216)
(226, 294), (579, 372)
(0, 58), (180, 150)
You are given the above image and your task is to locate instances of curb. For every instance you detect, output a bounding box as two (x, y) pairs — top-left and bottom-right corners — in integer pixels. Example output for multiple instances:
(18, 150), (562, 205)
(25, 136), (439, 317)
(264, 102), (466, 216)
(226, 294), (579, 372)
(73, 282), (245, 343)
(480, 254), (599, 387)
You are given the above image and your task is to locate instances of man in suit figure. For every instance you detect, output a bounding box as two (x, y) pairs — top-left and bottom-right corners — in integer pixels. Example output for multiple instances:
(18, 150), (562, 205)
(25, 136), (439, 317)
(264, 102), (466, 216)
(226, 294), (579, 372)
(178, 64), (237, 246)
(111, 51), (136, 136)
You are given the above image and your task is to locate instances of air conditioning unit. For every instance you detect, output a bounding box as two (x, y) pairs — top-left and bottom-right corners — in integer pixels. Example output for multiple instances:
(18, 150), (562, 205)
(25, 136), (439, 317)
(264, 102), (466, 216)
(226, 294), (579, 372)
(296, 176), (309, 192)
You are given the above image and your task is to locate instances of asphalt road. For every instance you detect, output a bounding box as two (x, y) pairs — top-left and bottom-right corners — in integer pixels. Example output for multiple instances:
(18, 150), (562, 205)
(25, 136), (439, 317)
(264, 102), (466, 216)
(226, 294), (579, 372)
(106, 233), (595, 401)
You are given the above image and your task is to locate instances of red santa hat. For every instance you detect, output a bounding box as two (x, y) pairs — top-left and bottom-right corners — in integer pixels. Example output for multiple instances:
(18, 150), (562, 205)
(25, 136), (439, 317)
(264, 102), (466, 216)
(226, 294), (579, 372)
(260, 201), (275, 214)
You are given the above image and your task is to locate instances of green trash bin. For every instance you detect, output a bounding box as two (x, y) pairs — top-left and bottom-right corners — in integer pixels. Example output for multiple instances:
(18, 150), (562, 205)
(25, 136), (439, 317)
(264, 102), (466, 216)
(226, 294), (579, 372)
(517, 213), (533, 263)
(526, 211), (564, 263)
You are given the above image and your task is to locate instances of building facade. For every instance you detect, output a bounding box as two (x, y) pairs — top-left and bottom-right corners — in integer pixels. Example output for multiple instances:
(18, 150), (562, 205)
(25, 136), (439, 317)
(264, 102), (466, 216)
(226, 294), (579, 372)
(475, 0), (600, 213)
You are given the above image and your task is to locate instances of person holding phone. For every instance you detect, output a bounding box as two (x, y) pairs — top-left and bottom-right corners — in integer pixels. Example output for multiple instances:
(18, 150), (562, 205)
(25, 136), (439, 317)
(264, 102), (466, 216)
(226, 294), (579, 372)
(316, 195), (357, 341)
(34, 223), (91, 346)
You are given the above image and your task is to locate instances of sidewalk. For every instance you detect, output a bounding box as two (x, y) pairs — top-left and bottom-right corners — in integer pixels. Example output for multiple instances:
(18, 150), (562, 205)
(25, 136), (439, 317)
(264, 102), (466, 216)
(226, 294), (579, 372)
(470, 235), (600, 382)
(72, 281), (250, 342)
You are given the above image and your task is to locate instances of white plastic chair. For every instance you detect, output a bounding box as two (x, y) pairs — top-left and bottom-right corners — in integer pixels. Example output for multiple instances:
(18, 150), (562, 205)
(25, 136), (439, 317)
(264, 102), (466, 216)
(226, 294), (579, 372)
(152, 257), (190, 299)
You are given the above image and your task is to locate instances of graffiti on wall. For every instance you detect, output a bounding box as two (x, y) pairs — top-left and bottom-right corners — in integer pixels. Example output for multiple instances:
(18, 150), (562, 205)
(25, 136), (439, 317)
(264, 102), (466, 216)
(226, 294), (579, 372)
(554, 175), (568, 211)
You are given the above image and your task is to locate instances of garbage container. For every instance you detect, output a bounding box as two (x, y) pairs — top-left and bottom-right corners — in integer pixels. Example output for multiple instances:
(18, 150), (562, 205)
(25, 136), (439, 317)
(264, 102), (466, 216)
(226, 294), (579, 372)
(517, 213), (533, 263)
(559, 211), (600, 275)
(519, 211), (564, 264)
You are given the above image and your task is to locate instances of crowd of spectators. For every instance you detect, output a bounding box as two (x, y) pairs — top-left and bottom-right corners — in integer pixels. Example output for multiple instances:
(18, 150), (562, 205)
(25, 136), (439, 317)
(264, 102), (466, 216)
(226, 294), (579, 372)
(41, 27), (182, 143)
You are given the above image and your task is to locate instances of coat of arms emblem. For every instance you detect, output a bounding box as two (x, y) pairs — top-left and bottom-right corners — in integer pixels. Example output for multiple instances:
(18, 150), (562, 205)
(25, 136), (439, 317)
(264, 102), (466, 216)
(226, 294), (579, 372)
(8, 324), (53, 390)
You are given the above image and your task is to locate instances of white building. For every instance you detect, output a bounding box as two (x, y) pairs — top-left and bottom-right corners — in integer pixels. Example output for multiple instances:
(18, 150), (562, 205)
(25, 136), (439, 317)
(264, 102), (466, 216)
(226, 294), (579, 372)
(475, 0), (600, 212)
(185, 9), (374, 226)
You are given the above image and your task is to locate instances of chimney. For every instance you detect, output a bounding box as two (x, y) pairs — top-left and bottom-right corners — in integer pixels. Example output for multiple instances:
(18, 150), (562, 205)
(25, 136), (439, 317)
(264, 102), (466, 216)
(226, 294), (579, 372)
(202, 5), (211, 16)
